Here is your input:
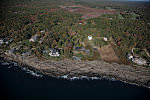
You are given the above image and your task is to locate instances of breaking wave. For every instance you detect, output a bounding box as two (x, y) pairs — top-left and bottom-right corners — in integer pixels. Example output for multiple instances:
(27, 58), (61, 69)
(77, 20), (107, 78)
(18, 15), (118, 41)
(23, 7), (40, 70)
(21, 67), (43, 77)
(58, 74), (116, 81)
(0, 61), (43, 78)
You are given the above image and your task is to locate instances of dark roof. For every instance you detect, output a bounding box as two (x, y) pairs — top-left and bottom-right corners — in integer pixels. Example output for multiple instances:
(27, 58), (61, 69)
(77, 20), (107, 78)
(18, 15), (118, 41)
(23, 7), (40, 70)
(50, 48), (60, 54)
(74, 47), (82, 50)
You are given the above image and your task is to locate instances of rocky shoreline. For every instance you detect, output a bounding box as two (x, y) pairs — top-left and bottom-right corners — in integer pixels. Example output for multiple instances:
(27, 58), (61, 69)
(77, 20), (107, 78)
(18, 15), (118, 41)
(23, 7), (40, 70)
(0, 51), (150, 88)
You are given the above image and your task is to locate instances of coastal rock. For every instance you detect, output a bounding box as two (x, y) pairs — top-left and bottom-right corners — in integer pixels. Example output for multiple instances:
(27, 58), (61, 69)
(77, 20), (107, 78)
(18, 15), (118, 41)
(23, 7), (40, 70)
(1, 52), (150, 87)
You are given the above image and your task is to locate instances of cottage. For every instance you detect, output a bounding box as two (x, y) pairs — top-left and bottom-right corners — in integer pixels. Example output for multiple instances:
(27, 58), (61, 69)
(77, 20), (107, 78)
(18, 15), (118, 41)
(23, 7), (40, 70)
(49, 48), (60, 57)
(88, 35), (92, 40)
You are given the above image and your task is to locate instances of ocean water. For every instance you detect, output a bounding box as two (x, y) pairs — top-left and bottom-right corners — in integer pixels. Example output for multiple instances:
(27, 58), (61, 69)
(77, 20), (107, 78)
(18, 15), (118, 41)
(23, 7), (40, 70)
(0, 60), (150, 100)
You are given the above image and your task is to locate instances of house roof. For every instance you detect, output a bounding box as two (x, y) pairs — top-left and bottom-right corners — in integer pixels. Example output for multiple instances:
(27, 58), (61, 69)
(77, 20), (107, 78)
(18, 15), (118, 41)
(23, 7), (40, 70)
(49, 48), (60, 54)
(74, 47), (82, 50)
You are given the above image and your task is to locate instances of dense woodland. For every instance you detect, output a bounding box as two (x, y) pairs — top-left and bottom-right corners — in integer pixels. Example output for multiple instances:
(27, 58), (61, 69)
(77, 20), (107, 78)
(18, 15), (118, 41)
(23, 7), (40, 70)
(0, 0), (150, 65)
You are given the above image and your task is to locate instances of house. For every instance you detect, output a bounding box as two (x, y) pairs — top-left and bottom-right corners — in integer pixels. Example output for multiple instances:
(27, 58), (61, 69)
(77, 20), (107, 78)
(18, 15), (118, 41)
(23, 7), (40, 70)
(39, 38), (43, 44)
(5, 41), (9, 44)
(29, 35), (38, 42)
(88, 35), (92, 40)
(110, 18), (112, 20)
(49, 48), (60, 57)
(132, 57), (147, 66)
(73, 46), (90, 54)
(9, 38), (13, 43)
(127, 53), (133, 60)
(40, 30), (45, 33)
(22, 51), (31, 56)
(79, 19), (86, 25)
(103, 37), (108, 41)
(81, 47), (90, 54)
(92, 46), (98, 51)
(72, 56), (81, 61)
(0, 39), (4, 45)
(43, 50), (48, 54)
(8, 48), (16, 54)
(73, 46), (82, 51)
(127, 53), (147, 66)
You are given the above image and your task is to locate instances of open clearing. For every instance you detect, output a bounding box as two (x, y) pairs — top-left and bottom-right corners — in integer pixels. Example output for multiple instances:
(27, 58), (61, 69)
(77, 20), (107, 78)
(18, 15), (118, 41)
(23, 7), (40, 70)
(99, 44), (121, 63)
(60, 5), (116, 19)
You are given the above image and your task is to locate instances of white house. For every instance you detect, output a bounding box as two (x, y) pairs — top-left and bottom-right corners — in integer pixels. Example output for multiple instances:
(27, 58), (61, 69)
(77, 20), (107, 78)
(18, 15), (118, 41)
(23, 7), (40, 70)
(49, 48), (60, 57)
(103, 37), (108, 41)
(110, 18), (112, 20)
(88, 35), (92, 40)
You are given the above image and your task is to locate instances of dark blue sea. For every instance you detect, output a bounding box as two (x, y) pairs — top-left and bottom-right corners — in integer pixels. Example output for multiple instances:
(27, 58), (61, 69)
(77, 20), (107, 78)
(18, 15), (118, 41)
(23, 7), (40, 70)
(0, 60), (150, 100)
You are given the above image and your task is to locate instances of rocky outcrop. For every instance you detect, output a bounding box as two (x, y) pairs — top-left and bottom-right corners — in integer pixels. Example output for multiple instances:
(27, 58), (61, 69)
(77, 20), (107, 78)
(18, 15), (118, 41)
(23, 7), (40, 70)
(1, 52), (150, 87)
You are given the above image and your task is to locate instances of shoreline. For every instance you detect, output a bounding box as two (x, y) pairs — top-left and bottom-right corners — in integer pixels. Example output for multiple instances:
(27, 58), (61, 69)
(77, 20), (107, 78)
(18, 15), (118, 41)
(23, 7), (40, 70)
(0, 51), (150, 88)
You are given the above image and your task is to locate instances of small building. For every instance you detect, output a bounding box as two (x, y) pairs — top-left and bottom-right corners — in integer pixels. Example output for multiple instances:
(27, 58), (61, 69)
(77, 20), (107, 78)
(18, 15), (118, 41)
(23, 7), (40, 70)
(73, 46), (90, 55)
(29, 35), (38, 42)
(127, 53), (147, 66)
(22, 51), (31, 56)
(43, 50), (48, 54)
(110, 18), (112, 20)
(72, 56), (81, 61)
(88, 35), (92, 40)
(103, 37), (108, 41)
(5, 41), (9, 44)
(127, 53), (133, 60)
(73, 46), (82, 51)
(9, 38), (13, 43)
(49, 48), (60, 57)
(81, 47), (90, 54)
(0, 39), (4, 45)
(132, 57), (147, 66)
(39, 38), (43, 44)
(40, 30), (45, 33)
(8, 48), (16, 54)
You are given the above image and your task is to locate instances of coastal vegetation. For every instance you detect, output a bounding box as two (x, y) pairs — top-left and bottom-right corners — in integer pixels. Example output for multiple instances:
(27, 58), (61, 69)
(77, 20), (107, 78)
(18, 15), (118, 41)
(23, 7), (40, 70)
(0, 0), (150, 67)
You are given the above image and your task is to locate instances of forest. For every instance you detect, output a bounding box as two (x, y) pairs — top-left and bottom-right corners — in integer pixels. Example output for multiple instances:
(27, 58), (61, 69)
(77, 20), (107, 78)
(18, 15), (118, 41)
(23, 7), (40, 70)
(0, 0), (150, 66)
